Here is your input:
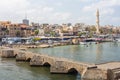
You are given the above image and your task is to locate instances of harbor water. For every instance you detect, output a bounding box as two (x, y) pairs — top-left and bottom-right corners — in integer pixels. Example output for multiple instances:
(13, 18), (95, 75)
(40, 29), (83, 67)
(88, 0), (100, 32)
(0, 58), (80, 80)
(29, 42), (120, 64)
(0, 42), (120, 80)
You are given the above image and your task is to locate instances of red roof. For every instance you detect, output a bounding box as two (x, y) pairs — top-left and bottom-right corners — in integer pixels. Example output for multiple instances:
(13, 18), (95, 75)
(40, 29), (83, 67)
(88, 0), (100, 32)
(20, 24), (29, 28)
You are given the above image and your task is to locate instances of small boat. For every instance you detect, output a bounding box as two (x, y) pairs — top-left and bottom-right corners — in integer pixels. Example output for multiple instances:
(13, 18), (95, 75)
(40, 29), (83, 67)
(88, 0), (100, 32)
(79, 42), (87, 45)
(116, 38), (120, 42)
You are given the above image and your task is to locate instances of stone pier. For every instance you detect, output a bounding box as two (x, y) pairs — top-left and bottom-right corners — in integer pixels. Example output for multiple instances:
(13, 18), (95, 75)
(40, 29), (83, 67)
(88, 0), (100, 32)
(107, 68), (120, 80)
(1, 49), (14, 58)
(30, 55), (44, 66)
(16, 51), (26, 61)
(0, 47), (120, 80)
(83, 68), (107, 80)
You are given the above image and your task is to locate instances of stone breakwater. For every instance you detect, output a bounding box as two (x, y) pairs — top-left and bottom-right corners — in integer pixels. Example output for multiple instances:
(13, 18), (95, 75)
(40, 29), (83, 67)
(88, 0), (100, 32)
(0, 46), (120, 80)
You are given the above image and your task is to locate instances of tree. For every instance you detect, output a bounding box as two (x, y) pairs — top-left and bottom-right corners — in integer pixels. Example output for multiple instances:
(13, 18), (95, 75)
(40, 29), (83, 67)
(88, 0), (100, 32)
(88, 32), (93, 38)
(5, 29), (9, 35)
(61, 30), (69, 33)
(16, 31), (21, 37)
(78, 32), (82, 37)
(34, 30), (39, 36)
(50, 31), (56, 37)
(91, 26), (96, 32)
(99, 28), (104, 34)
(85, 27), (90, 32)
(78, 32), (86, 37)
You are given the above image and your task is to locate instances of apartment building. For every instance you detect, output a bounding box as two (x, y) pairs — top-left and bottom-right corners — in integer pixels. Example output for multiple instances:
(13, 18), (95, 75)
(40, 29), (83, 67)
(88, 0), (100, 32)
(0, 21), (32, 37)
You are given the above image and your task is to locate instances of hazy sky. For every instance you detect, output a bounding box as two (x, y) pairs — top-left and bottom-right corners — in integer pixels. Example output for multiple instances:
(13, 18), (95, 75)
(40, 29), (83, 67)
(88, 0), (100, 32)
(0, 0), (120, 26)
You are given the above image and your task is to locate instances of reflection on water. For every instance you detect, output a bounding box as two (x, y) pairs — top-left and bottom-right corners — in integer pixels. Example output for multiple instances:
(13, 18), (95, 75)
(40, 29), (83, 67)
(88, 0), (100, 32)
(0, 58), (78, 80)
(95, 44), (103, 63)
(29, 42), (120, 64)
(113, 42), (120, 47)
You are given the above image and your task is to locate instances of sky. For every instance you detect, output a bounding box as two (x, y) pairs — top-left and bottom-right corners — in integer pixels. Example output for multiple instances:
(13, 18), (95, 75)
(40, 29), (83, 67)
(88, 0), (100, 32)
(0, 0), (120, 26)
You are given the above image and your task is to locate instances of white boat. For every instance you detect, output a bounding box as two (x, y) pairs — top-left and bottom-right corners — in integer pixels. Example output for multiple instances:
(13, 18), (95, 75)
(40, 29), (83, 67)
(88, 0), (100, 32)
(116, 38), (120, 42)
(79, 42), (87, 45)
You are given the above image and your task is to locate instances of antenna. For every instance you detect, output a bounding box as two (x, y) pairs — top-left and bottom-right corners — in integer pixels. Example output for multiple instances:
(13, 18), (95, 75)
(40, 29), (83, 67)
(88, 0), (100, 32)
(25, 12), (27, 19)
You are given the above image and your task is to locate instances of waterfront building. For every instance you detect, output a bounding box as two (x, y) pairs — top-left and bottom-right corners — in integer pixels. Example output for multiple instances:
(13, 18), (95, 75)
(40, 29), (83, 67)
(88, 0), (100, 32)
(0, 25), (7, 38)
(38, 29), (44, 36)
(20, 24), (32, 37)
(31, 22), (40, 29)
(62, 24), (73, 32)
(7, 24), (21, 37)
(0, 21), (33, 37)
(60, 24), (73, 36)
(41, 23), (49, 28)
(73, 26), (79, 36)
(0, 21), (11, 38)
(74, 23), (85, 29)
(0, 21), (11, 25)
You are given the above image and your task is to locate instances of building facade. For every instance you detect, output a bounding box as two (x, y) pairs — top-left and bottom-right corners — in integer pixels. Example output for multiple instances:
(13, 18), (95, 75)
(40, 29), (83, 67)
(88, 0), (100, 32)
(0, 21), (32, 37)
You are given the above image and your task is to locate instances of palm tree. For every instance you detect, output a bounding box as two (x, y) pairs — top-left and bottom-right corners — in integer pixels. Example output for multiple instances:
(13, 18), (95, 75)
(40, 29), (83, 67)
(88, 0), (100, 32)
(34, 30), (39, 36)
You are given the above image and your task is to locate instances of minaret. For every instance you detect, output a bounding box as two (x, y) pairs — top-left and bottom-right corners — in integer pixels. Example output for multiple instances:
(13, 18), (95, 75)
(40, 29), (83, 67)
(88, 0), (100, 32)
(96, 9), (100, 34)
